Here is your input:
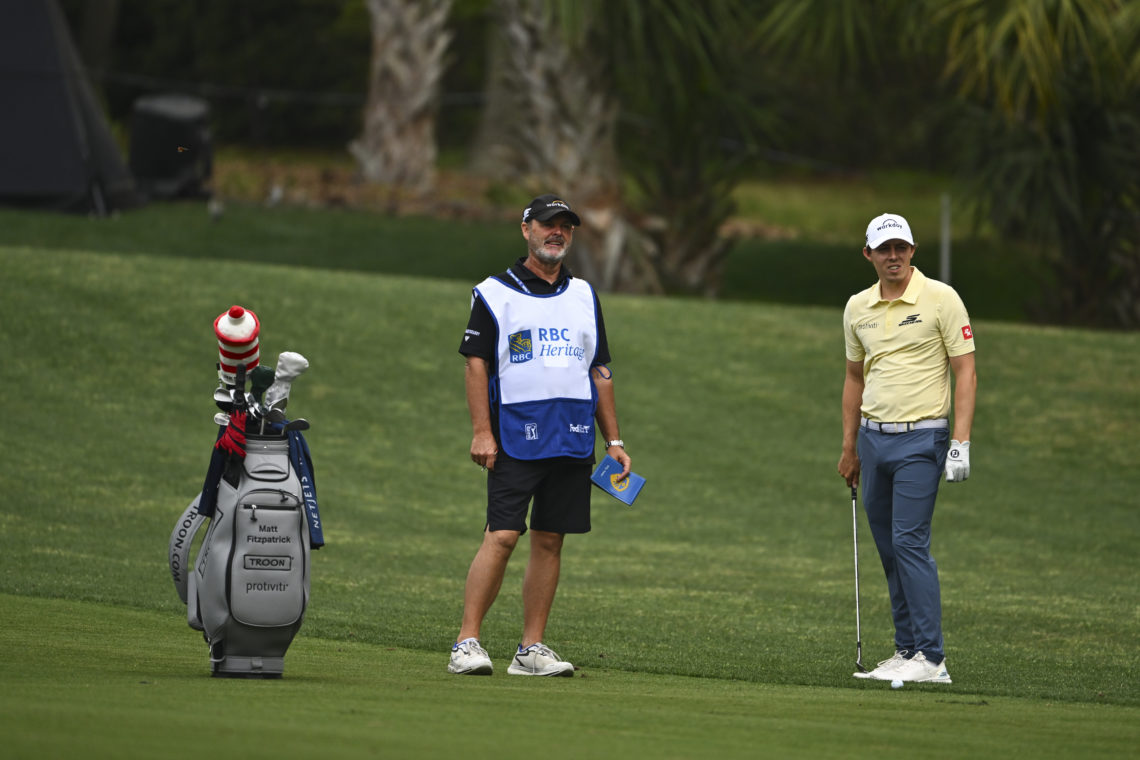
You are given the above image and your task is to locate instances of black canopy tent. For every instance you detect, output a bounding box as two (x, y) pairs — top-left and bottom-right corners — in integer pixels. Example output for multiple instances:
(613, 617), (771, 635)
(0, 0), (137, 214)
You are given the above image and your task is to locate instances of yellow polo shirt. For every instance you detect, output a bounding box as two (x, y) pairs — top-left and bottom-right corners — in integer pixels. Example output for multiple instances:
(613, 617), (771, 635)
(843, 267), (975, 422)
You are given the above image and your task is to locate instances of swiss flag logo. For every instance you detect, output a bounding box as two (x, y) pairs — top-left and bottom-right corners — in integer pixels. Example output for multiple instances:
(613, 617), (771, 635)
(962, 325), (973, 340)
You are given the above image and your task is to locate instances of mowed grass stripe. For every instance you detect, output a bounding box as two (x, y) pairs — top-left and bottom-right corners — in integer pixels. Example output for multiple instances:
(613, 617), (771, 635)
(2, 594), (1137, 760)
(0, 247), (1137, 714)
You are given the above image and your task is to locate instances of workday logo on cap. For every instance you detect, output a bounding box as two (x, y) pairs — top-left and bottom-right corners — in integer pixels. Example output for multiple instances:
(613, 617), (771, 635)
(865, 213), (915, 250)
(522, 194), (582, 225)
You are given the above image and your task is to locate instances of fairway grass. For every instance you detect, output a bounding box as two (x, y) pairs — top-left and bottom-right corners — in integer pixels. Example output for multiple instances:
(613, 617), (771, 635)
(2, 245), (1138, 756)
(3, 594), (1136, 760)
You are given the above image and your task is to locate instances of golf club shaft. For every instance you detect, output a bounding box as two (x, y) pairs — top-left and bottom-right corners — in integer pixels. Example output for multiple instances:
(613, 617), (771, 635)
(851, 485), (865, 671)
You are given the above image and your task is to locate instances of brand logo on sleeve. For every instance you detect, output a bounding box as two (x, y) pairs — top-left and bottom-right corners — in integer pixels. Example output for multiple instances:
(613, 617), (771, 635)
(509, 330), (533, 363)
(962, 325), (973, 340)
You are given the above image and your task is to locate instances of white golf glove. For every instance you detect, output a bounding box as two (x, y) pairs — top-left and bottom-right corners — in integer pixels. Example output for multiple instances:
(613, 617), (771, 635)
(945, 440), (970, 482)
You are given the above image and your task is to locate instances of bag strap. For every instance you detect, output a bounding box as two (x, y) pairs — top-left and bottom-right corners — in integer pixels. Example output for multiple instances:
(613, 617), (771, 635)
(288, 430), (324, 549)
(169, 493), (210, 604)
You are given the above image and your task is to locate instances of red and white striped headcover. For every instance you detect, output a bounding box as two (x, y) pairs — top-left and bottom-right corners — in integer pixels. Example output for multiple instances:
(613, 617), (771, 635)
(214, 305), (260, 384)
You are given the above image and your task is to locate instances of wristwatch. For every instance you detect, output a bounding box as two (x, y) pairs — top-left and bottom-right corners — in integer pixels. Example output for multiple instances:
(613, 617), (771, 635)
(606, 439), (624, 448)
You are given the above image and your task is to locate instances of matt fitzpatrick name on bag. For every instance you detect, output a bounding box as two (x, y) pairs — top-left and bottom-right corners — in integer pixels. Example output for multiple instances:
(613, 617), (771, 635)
(248, 524), (291, 544)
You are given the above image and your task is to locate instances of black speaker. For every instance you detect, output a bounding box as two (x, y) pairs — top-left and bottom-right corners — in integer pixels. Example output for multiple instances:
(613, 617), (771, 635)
(129, 93), (212, 200)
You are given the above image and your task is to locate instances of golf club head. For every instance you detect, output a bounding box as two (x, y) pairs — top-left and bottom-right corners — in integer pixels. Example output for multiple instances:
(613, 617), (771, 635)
(213, 385), (234, 412)
(213, 412), (230, 427)
(265, 351), (309, 410)
(283, 418), (310, 433)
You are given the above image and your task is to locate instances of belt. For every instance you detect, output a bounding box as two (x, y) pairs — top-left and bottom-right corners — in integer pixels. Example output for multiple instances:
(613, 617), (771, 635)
(861, 418), (948, 434)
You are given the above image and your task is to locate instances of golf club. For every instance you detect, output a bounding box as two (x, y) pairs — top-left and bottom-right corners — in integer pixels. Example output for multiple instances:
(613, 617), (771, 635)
(283, 418), (310, 433)
(248, 365), (275, 433)
(265, 351), (309, 411)
(851, 485), (867, 673)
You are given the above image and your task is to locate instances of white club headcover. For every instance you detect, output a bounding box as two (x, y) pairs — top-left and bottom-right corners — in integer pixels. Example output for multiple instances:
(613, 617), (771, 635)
(265, 351), (309, 410)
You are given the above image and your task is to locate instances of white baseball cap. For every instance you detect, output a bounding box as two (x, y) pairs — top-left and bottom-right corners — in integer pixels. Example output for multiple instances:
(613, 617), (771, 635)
(865, 213), (914, 250)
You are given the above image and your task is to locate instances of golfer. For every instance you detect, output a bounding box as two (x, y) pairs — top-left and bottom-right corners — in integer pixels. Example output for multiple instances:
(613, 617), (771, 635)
(837, 212), (976, 684)
(448, 194), (631, 677)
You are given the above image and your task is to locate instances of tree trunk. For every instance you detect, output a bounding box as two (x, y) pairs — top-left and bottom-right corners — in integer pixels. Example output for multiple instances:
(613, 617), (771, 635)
(468, 0), (658, 292)
(350, 0), (452, 198)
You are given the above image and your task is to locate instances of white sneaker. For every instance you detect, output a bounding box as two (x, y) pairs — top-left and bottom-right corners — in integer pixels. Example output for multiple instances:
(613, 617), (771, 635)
(856, 650), (912, 680)
(448, 638), (493, 675)
(507, 642), (575, 677)
(892, 651), (952, 684)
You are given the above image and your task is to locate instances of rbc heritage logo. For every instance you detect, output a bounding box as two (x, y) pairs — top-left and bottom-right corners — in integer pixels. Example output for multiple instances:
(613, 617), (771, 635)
(525, 423), (538, 440)
(509, 330), (533, 363)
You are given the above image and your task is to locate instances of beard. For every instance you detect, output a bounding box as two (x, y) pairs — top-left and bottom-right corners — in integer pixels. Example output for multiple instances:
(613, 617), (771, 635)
(530, 239), (570, 267)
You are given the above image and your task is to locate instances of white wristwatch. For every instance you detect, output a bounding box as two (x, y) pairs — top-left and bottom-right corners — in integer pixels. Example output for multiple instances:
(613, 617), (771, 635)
(606, 439), (624, 448)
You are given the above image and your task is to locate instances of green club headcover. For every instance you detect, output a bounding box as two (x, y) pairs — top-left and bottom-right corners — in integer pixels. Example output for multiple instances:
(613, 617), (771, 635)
(249, 364), (276, 405)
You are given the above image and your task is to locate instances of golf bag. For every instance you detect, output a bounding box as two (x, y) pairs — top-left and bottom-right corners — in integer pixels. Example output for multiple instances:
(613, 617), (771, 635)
(169, 431), (319, 678)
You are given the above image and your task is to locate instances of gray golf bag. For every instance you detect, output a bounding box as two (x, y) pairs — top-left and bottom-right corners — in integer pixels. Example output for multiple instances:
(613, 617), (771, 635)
(169, 433), (314, 678)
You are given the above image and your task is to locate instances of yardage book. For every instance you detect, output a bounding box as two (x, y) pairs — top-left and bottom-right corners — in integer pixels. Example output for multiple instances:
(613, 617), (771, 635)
(590, 455), (646, 506)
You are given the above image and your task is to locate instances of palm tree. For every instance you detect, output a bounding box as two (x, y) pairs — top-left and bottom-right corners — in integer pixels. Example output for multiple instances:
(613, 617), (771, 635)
(933, 0), (1140, 326)
(469, 1), (766, 296)
(350, 0), (453, 198)
(468, 0), (633, 291)
(758, 0), (1140, 327)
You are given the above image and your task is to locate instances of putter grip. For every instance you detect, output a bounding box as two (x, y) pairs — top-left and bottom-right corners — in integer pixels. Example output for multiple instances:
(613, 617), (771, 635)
(232, 363), (248, 413)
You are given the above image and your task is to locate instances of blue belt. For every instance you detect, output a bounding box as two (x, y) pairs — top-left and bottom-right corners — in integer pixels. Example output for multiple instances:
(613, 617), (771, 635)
(861, 418), (948, 434)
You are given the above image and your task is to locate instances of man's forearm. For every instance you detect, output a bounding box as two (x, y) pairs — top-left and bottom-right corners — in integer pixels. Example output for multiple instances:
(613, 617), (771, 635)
(592, 368), (620, 442)
(465, 357), (493, 437)
(841, 376), (863, 452)
(950, 353), (977, 441)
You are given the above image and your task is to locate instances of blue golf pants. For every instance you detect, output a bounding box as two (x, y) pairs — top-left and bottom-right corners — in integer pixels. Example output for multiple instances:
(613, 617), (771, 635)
(858, 426), (949, 663)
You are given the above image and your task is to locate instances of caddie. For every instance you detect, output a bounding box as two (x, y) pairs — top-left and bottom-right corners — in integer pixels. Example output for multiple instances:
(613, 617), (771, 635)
(448, 194), (631, 677)
(837, 212), (977, 684)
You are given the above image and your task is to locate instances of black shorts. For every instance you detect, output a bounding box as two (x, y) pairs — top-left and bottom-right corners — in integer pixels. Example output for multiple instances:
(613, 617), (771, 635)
(486, 452), (592, 534)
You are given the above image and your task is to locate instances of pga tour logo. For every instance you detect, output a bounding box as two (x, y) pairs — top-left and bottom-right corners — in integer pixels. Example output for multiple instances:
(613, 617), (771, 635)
(525, 423), (539, 440)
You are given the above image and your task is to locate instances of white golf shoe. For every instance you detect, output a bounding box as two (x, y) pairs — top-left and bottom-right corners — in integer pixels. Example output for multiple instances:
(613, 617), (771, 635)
(855, 650), (912, 680)
(891, 651), (952, 684)
(507, 642), (575, 677)
(448, 638), (493, 675)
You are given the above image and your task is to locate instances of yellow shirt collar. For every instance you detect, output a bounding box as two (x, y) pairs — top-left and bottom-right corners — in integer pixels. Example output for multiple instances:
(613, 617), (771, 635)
(868, 266), (926, 306)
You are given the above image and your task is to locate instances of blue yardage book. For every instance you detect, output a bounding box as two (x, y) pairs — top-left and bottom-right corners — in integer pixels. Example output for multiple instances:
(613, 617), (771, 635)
(590, 455), (646, 506)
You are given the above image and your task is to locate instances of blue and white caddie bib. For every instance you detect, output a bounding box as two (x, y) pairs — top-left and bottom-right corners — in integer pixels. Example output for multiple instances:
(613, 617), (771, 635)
(474, 276), (599, 460)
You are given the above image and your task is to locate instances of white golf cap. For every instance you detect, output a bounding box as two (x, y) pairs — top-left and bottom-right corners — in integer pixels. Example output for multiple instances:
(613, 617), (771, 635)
(865, 213), (914, 249)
